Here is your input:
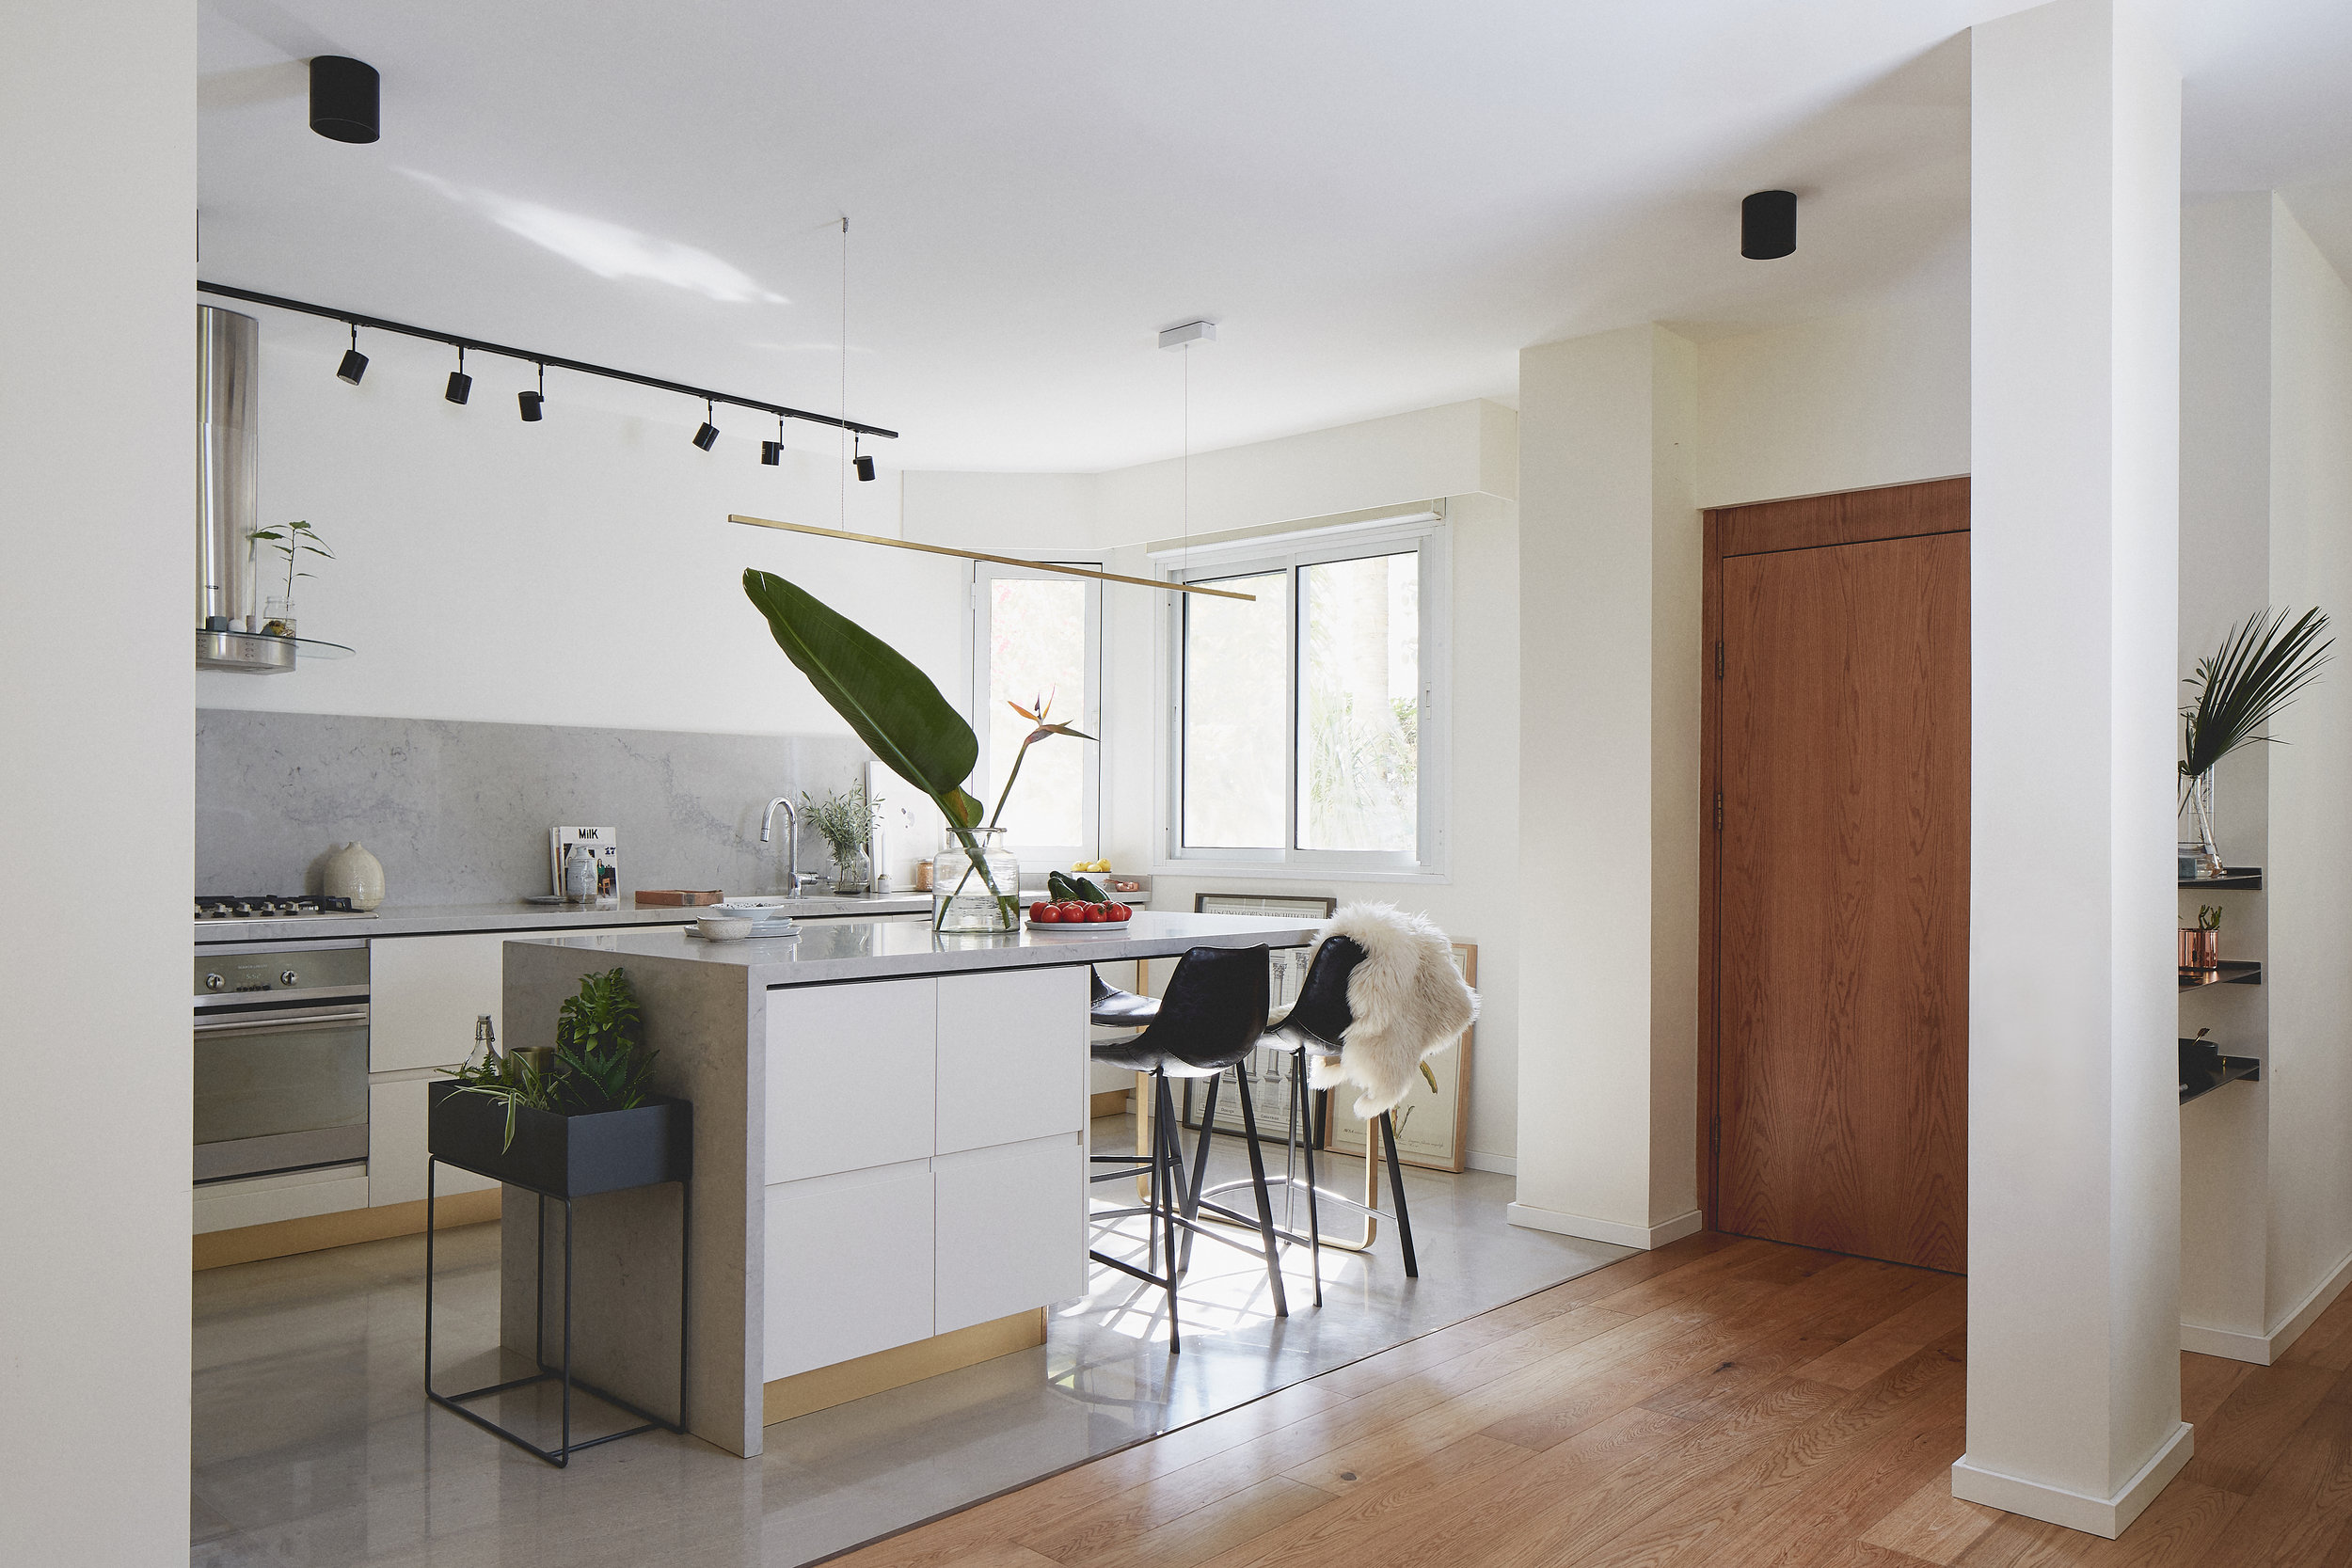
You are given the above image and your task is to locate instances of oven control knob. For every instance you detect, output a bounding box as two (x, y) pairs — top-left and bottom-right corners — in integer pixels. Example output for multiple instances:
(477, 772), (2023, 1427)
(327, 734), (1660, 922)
(204, 974), (225, 990)
(280, 970), (299, 987)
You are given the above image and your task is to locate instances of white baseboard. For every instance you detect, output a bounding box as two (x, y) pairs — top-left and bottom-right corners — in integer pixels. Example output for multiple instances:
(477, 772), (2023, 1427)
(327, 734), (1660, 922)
(1506, 1202), (1703, 1251)
(1464, 1151), (1517, 1175)
(2184, 1242), (2352, 1365)
(1950, 1421), (2193, 1539)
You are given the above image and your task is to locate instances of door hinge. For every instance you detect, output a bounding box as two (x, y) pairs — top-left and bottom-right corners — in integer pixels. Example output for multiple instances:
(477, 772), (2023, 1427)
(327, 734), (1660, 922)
(1713, 791), (1724, 832)
(1714, 641), (1724, 680)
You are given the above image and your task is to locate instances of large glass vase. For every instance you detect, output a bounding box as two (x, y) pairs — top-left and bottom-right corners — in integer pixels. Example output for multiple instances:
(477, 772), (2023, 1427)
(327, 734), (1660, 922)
(933, 828), (1020, 932)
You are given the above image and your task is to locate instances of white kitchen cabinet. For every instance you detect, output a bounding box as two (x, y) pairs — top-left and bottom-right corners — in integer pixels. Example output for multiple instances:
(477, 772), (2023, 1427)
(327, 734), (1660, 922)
(765, 1159), (935, 1379)
(370, 932), (508, 1072)
(766, 977), (937, 1182)
(932, 1134), (1085, 1334)
(368, 1078), (497, 1206)
(935, 968), (1087, 1155)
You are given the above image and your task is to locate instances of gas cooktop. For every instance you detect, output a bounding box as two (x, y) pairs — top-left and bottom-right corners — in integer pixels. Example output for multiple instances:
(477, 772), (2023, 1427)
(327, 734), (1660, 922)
(195, 895), (375, 922)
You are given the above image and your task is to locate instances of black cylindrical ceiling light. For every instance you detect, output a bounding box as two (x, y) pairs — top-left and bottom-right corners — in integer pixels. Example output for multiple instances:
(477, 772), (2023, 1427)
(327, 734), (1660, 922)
(335, 324), (368, 384)
(692, 399), (720, 451)
(853, 436), (875, 482)
(518, 362), (544, 421)
(310, 56), (381, 144)
(1741, 190), (1797, 260)
(444, 345), (471, 404)
(762, 416), (784, 466)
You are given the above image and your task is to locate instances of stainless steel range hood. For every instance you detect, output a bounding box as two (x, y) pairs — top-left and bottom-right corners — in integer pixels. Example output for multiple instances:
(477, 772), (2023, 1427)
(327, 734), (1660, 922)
(194, 305), (290, 672)
(194, 305), (354, 672)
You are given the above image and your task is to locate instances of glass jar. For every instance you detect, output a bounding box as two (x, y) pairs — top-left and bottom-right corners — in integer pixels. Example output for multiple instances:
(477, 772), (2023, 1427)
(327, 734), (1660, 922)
(833, 845), (873, 895)
(932, 828), (1020, 932)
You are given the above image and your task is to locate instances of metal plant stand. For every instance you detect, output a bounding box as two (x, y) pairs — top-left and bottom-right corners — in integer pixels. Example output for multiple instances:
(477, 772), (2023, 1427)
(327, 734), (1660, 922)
(422, 1146), (691, 1468)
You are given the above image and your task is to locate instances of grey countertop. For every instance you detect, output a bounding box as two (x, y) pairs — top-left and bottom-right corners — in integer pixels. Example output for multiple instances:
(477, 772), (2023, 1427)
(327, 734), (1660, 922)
(510, 911), (1325, 986)
(192, 893), (933, 944)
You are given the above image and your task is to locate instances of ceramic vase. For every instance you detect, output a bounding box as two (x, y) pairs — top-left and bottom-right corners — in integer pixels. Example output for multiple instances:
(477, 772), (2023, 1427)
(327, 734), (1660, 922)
(323, 841), (386, 911)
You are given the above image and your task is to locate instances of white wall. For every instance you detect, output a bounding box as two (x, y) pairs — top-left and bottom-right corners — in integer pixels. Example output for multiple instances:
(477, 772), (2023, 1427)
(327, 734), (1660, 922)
(1696, 232), (1972, 508)
(2183, 193), (2352, 1360)
(2176, 193), (2275, 1349)
(194, 309), (963, 736)
(2263, 198), (2352, 1338)
(906, 401), (1528, 1168)
(0, 1), (194, 1559)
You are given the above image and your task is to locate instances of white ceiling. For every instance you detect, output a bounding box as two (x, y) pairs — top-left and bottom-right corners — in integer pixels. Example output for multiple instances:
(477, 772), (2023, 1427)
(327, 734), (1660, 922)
(197, 1), (2352, 472)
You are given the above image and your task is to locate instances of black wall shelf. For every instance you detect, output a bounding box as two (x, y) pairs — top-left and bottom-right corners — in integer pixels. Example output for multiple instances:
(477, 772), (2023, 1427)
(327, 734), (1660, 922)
(2181, 867), (2263, 890)
(2181, 959), (2262, 990)
(2181, 1037), (2262, 1104)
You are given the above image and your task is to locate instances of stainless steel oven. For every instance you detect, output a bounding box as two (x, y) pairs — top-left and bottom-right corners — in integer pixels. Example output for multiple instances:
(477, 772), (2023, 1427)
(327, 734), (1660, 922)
(194, 940), (371, 1183)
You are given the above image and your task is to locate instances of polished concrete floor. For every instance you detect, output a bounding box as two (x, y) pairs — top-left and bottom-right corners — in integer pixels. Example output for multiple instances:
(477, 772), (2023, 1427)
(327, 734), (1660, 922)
(191, 1118), (1627, 1566)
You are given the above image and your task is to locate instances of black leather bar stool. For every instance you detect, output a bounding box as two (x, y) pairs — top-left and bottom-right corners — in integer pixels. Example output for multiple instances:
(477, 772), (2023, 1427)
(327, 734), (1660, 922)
(1241, 934), (1419, 1301)
(1087, 944), (1286, 1352)
(1089, 968), (1161, 1028)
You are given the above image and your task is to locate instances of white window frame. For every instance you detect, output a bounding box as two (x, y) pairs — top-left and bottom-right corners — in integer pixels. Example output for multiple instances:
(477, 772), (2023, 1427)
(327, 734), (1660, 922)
(969, 561), (1103, 866)
(1158, 518), (1450, 879)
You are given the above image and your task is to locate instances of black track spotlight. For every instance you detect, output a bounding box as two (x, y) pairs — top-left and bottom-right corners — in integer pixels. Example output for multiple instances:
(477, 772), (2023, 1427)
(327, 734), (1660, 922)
(1741, 190), (1798, 260)
(335, 324), (368, 384)
(853, 436), (876, 483)
(692, 399), (720, 451)
(310, 56), (381, 144)
(762, 416), (784, 466)
(444, 346), (471, 404)
(518, 362), (545, 421)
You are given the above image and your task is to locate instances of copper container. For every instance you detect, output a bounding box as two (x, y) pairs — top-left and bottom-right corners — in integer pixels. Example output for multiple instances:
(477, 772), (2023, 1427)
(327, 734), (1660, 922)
(913, 858), (934, 892)
(2179, 927), (2220, 974)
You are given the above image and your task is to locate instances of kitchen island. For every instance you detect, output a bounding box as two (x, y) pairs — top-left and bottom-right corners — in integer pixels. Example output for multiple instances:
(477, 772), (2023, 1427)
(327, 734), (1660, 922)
(499, 911), (1323, 1456)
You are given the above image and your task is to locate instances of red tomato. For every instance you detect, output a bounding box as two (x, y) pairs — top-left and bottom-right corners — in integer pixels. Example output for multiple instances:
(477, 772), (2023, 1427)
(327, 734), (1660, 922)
(1085, 903), (1109, 922)
(1109, 904), (1131, 921)
(1032, 904), (1058, 923)
(1058, 901), (1086, 918)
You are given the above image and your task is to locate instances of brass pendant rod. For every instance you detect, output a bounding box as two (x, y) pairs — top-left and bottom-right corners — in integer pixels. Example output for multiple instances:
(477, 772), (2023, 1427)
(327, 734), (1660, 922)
(727, 515), (1255, 601)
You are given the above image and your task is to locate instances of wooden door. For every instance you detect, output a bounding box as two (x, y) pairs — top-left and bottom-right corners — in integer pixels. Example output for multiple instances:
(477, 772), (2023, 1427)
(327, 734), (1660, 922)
(1704, 480), (1968, 1274)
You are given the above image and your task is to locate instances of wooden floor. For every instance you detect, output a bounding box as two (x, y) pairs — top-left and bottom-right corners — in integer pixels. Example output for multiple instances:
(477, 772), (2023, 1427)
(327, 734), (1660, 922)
(828, 1231), (2352, 1568)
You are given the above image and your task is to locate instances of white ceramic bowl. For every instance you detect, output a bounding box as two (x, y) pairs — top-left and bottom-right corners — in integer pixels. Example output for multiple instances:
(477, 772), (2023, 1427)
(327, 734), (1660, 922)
(697, 914), (755, 942)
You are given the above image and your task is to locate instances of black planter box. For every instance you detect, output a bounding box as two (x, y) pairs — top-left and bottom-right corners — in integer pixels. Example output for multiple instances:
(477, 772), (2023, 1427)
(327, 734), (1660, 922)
(428, 1082), (692, 1197)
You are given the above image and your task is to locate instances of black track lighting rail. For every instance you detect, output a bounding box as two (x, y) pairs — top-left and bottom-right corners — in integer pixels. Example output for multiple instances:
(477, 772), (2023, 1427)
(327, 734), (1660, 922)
(195, 280), (899, 439)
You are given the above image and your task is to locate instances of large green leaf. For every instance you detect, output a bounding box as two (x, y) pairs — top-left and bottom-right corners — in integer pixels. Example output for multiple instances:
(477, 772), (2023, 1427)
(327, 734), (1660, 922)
(742, 570), (985, 827)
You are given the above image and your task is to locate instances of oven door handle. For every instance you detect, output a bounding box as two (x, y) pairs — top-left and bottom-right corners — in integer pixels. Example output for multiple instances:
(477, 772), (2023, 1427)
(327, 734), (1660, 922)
(194, 1006), (372, 1036)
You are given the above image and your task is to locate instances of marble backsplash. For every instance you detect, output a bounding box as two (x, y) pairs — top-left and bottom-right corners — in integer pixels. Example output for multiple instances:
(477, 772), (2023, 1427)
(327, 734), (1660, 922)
(196, 709), (875, 906)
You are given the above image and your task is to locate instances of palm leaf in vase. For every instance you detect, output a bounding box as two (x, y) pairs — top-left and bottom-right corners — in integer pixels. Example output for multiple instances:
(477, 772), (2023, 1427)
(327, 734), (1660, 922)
(2182, 607), (2333, 781)
(2179, 606), (2332, 877)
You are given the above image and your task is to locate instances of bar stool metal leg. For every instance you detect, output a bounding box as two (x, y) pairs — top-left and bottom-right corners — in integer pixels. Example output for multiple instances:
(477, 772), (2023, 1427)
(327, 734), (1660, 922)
(1233, 1079), (1291, 1318)
(1380, 1111), (1419, 1278)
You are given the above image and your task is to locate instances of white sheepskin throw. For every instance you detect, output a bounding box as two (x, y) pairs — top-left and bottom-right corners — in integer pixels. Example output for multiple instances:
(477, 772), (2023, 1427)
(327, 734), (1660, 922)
(1305, 903), (1478, 1118)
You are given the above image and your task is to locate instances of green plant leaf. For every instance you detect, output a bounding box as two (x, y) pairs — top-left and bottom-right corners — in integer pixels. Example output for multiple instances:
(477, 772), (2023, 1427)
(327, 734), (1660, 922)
(743, 569), (985, 828)
(2182, 607), (2333, 779)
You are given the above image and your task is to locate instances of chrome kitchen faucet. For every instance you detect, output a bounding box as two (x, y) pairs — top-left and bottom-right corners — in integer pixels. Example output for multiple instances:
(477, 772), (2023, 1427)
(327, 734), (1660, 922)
(759, 796), (825, 897)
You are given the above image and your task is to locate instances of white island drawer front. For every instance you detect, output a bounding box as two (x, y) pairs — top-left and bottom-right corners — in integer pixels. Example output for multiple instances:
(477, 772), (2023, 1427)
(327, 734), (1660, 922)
(934, 967), (1088, 1156)
(372, 933), (505, 1072)
(765, 1160), (935, 1379)
(932, 1134), (1086, 1333)
(766, 977), (937, 1182)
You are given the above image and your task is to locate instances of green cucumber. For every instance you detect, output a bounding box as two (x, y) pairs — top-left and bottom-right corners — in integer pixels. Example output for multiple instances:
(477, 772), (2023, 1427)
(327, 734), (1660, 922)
(1073, 875), (1110, 905)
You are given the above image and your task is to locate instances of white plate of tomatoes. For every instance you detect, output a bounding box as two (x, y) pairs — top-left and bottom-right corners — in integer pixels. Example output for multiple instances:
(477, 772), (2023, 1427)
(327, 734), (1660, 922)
(1025, 899), (1135, 929)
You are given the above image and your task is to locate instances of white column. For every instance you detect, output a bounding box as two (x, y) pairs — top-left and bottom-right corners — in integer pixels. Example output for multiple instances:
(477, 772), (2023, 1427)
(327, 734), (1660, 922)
(1510, 324), (1702, 1249)
(1955, 0), (2185, 1537)
(0, 0), (195, 1558)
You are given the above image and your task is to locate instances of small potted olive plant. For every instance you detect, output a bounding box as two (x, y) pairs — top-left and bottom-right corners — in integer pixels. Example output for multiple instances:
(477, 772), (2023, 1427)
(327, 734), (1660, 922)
(429, 967), (691, 1196)
(803, 784), (873, 894)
